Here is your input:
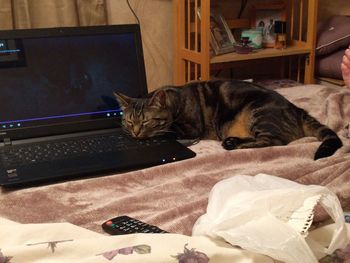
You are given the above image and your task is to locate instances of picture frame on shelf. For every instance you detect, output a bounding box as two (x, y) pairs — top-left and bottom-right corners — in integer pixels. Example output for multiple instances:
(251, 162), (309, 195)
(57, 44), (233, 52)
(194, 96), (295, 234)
(209, 11), (236, 55)
(251, 1), (287, 48)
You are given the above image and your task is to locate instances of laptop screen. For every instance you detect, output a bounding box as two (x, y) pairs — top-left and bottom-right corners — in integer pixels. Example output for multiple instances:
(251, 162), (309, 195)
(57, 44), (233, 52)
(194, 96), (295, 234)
(0, 25), (148, 141)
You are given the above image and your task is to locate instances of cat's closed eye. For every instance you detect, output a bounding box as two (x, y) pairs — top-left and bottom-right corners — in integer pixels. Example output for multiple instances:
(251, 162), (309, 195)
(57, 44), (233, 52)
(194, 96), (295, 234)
(142, 119), (152, 125)
(152, 117), (166, 125)
(125, 119), (133, 126)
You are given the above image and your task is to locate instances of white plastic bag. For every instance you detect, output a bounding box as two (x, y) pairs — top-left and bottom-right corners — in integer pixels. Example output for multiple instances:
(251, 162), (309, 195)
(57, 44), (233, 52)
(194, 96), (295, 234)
(192, 173), (349, 263)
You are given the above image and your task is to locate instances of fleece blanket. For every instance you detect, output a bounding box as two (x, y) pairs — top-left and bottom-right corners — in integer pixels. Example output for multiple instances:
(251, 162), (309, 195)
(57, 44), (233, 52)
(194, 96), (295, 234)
(0, 84), (349, 236)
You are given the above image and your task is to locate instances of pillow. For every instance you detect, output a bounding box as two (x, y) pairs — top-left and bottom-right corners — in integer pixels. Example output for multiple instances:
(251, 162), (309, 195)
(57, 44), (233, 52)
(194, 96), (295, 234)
(315, 48), (345, 79)
(316, 15), (350, 56)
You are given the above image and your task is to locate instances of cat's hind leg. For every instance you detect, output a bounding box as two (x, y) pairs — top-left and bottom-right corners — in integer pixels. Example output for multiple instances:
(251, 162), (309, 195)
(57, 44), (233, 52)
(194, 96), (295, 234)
(222, 135), (284, 150)
(222, 137), (255, 150)
(221, 107), (289, 150)
(222, 115), (287, 150)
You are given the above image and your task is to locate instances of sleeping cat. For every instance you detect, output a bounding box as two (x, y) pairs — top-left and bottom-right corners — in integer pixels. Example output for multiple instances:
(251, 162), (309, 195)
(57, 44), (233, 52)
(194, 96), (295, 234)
(114, 80), (342, 160)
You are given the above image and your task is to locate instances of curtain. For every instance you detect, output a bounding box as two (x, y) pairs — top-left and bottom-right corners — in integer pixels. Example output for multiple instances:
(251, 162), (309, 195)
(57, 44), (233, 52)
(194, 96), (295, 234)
(0, 0), (173, 90)
(0, 0), (107, 28)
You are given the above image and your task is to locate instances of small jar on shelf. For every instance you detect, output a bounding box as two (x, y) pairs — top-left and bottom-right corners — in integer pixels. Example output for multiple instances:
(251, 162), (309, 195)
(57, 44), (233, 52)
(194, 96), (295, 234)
(274, 20), (287, 49)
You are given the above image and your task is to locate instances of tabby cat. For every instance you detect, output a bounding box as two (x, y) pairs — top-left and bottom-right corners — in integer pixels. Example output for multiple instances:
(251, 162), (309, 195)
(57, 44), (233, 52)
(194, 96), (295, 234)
(114, 80), (342, 160)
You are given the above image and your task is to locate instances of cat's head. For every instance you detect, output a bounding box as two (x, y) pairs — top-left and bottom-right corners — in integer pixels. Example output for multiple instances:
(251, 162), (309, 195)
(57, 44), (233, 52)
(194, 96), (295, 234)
(114, 90), (174, 139)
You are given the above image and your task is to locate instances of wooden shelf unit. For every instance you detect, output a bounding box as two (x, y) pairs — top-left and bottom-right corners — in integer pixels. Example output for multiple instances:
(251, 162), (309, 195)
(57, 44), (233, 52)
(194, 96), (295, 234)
(173, 0), (318, 85)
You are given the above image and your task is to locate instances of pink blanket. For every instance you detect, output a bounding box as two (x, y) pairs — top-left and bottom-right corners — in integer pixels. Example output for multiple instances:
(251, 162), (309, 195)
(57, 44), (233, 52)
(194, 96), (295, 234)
(0, 84), (349, 235)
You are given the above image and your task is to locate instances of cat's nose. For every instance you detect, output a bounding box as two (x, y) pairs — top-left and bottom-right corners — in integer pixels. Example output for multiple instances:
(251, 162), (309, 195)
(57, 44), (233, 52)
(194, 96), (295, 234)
(133, 126), (141, 137)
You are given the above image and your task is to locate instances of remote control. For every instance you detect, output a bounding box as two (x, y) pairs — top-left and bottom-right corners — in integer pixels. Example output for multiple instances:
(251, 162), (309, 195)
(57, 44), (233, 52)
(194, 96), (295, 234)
(102, 215), (168, 235)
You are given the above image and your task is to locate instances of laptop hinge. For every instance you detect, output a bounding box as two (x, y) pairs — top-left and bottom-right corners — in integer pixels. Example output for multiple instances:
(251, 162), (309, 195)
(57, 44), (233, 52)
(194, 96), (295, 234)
(3, 138), (12, 146)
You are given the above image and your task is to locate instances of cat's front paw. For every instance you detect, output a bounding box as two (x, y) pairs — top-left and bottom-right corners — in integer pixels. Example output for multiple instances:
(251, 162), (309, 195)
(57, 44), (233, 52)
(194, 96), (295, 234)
(222, 137), (240, 150)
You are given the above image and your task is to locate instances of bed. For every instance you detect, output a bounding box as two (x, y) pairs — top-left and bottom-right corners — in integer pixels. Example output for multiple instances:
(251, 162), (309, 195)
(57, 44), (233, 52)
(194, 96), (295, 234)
(0, 83), (349, 262)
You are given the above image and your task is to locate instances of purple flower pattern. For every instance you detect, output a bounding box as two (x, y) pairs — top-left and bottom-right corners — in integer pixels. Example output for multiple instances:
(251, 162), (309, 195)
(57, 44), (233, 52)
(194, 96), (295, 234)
(174, 244), (209, 263)
(0, 250), (12, 263)
(97, 244), (151, 261)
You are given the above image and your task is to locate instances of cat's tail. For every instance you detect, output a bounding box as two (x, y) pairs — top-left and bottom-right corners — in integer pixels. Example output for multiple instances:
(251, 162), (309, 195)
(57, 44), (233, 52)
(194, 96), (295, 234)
(301, 110), (343, 160)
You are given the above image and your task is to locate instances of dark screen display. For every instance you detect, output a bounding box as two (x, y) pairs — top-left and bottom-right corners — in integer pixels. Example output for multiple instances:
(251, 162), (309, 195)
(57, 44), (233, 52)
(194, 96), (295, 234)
(0, 28), (146, 132)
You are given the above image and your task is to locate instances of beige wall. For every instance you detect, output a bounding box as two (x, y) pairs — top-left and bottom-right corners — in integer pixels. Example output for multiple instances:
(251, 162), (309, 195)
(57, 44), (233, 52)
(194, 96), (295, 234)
(107, 0), (173, 91)
(318, 0), (350, 21)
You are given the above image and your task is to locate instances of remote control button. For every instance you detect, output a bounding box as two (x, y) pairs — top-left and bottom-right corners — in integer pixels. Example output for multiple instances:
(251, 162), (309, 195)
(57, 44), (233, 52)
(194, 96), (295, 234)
(106, 220), (113, 225)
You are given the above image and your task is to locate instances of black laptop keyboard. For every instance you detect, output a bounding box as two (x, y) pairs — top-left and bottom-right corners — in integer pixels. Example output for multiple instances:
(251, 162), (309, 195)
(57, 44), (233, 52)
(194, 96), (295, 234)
(0, 133), (168, 168)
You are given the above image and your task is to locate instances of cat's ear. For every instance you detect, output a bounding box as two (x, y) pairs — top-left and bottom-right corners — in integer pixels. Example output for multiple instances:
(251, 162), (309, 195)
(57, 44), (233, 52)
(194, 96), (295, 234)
(148, 90), (167, 108)
(114, 92), (132, 110)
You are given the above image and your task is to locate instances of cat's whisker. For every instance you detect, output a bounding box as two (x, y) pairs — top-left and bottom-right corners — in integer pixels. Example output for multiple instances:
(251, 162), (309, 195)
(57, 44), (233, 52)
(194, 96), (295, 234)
(121, 126), (132, 136)
(168, 115), (181, 125)
(151, 129), (174, 137)
(155, 130), (176, 136)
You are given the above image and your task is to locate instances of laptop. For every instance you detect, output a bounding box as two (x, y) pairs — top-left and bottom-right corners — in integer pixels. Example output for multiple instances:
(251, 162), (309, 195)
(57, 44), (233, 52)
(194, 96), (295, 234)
(0, 24), (196, 187)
